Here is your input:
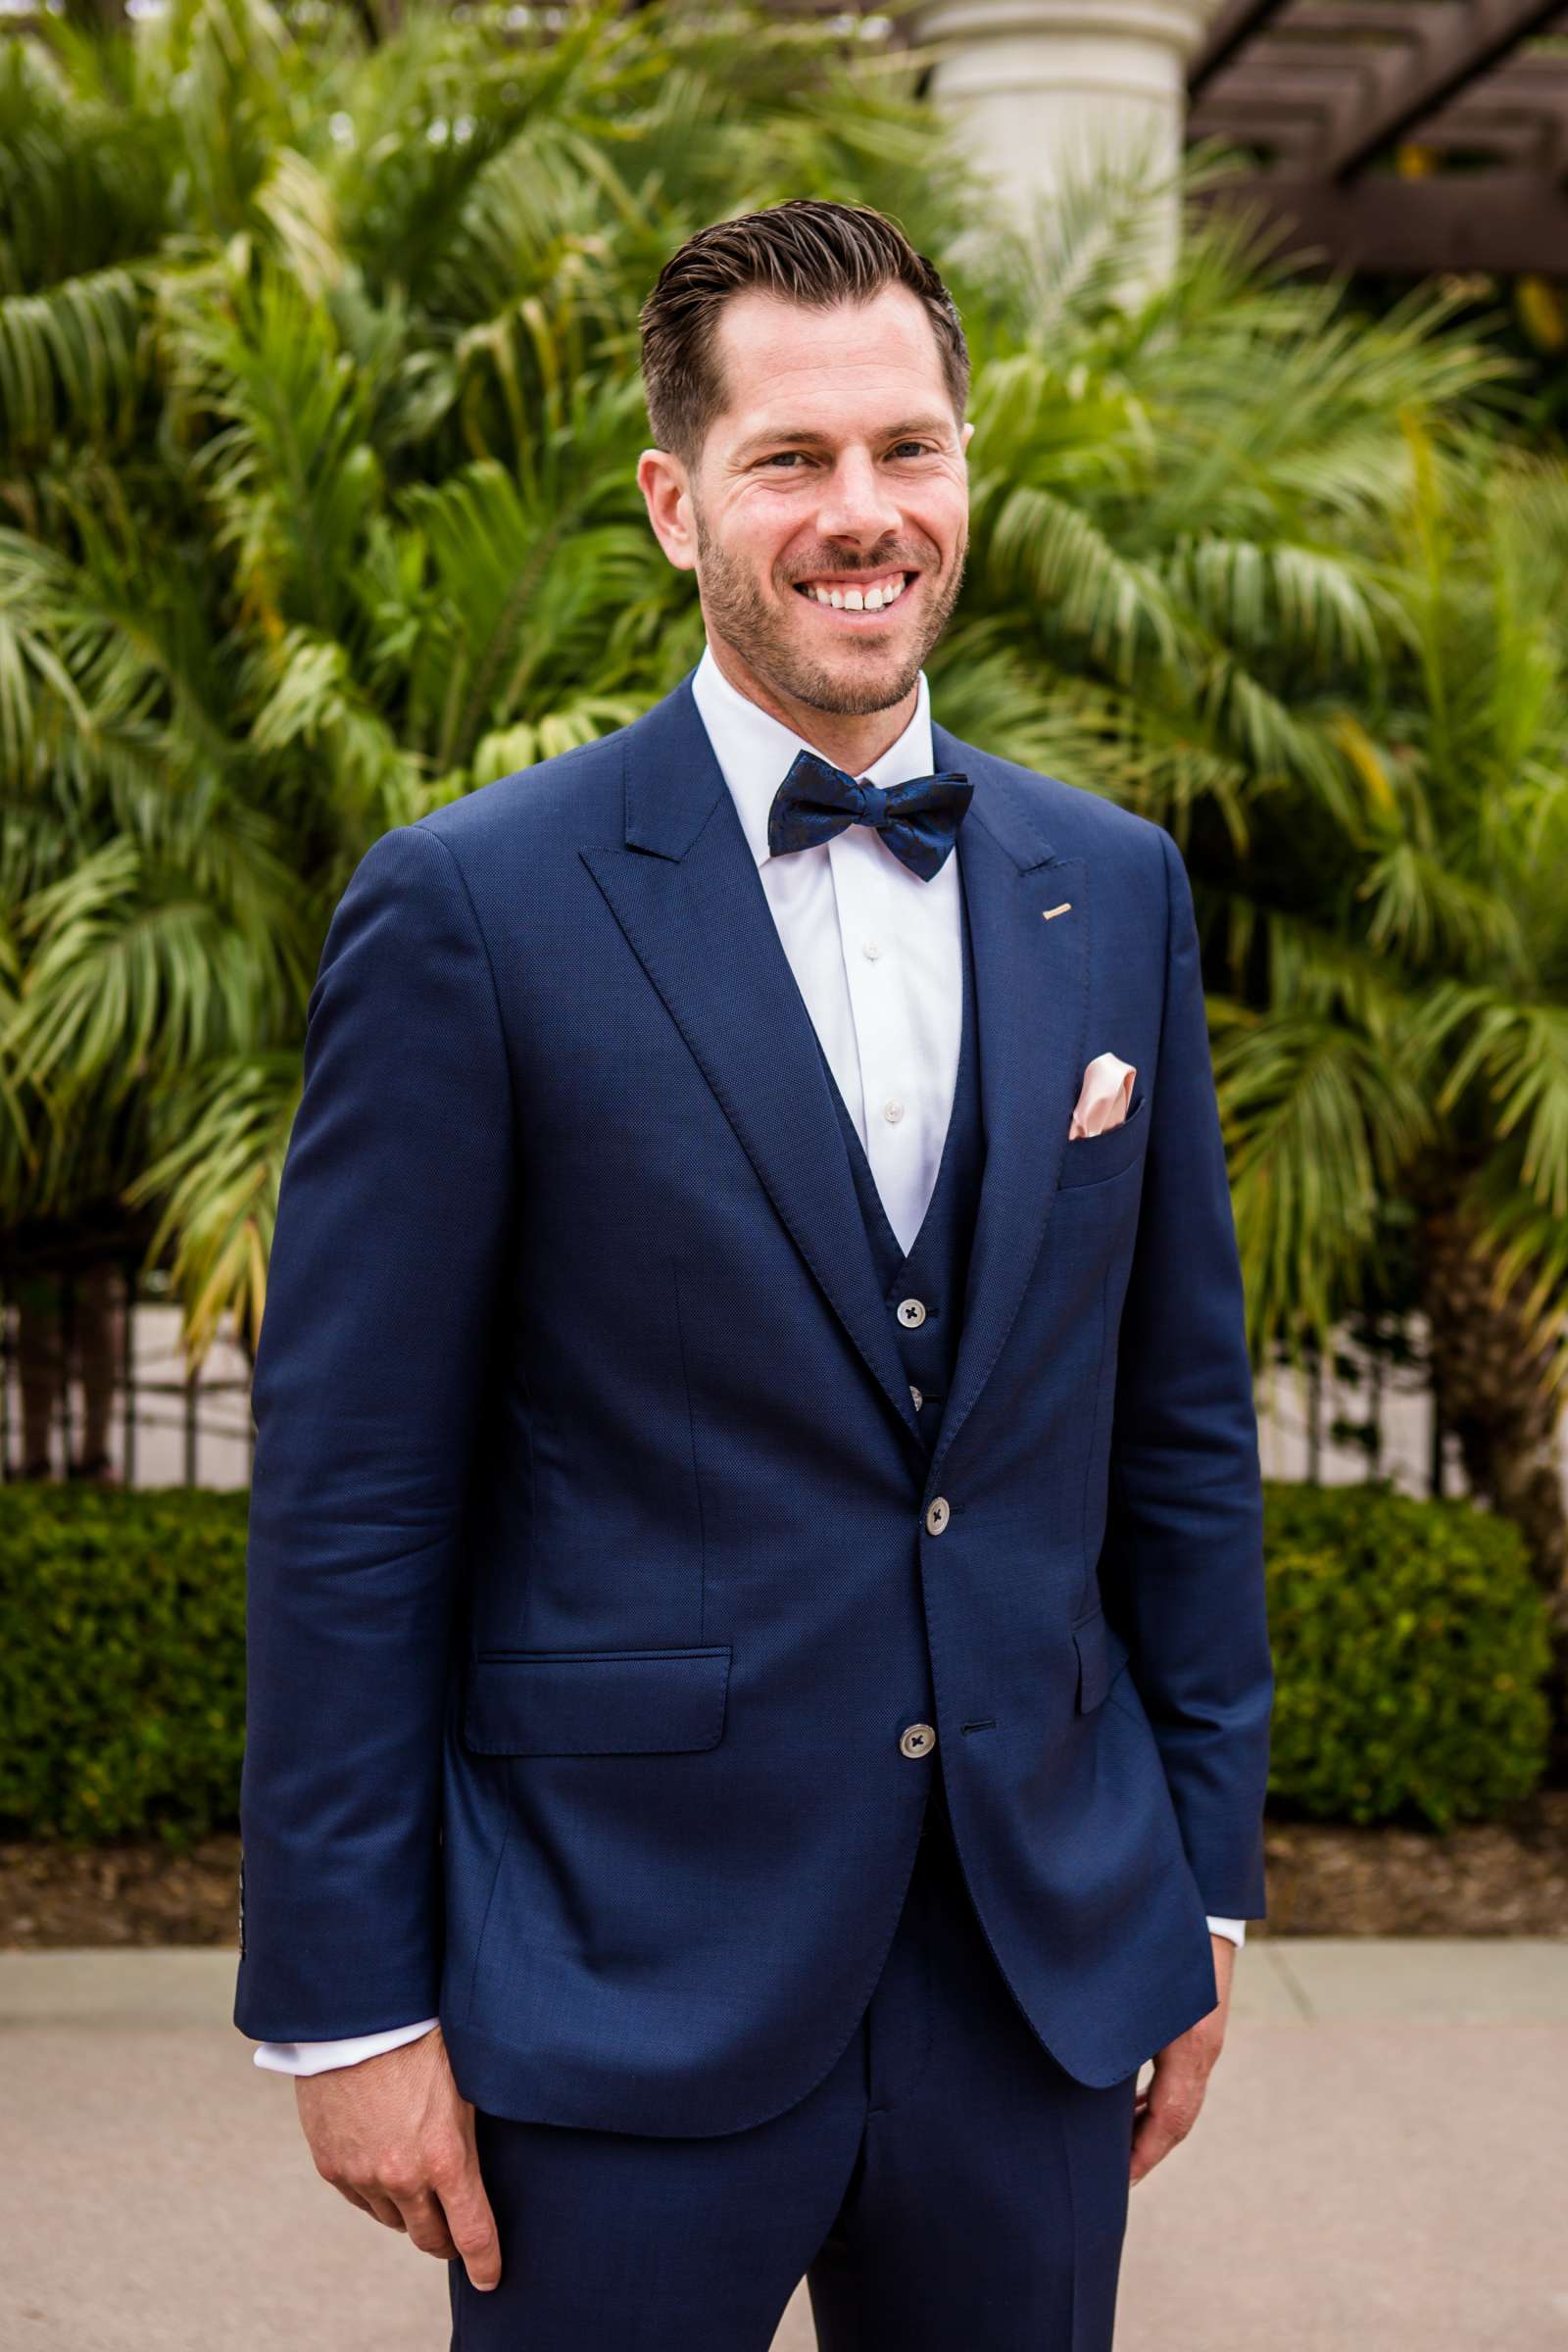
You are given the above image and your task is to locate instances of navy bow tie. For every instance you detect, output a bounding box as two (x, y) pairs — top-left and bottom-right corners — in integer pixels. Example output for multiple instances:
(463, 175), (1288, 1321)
(766, 749), (973, 882)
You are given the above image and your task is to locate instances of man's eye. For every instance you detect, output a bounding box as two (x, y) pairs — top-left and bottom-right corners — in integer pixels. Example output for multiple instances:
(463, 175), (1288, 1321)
(760, 444), (935, 469)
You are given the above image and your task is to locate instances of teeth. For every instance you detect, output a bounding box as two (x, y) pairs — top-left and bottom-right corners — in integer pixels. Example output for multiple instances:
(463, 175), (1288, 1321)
(801, 572), (907, 611)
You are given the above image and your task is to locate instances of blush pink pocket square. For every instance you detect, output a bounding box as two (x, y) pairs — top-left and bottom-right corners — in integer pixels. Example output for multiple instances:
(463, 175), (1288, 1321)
(1069, 1052), (1137, 1141)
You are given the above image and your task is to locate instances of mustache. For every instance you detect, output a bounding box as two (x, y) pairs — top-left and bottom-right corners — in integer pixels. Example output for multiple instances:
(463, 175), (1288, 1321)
(786, 561), (926, 585)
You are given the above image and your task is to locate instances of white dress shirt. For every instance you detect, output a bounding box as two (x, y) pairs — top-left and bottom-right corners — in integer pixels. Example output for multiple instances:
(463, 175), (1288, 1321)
(255, 642), (1244, 2079)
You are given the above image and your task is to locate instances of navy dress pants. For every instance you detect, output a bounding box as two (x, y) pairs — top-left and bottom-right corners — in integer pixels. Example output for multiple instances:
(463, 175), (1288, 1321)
(449, 1770), (1141, 2350)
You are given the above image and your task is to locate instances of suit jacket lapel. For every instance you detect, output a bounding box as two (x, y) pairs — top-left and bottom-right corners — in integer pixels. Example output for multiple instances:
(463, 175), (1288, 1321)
(580, 670), (925, 1446)
(579, 673), (1091, 1469)
(927, 718), (1089, 1476)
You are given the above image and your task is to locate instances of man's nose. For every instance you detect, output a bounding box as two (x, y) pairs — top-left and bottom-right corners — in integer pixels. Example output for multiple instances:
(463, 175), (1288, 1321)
(813, 451), (903, 544)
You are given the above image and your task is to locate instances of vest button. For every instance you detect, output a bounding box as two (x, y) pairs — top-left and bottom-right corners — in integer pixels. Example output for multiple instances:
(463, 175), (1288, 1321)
(900, 1722), (937, 1759)
(897, 1297), (926, 1328)
(925, 1495), (951, 1536)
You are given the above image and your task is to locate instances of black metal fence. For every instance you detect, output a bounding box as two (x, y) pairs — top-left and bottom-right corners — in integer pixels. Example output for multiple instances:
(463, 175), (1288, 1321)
(0, 1239), (1480, 1498)
(0, 1250), (256, 1490)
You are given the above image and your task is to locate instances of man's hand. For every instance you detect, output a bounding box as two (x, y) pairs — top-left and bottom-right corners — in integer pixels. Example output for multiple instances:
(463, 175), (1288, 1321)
(294, 2025), (502, 2292)
(1129, 1934), (1235, 2186)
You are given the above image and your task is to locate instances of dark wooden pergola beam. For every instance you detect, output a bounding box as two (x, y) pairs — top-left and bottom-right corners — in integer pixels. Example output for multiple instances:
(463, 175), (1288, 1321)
(1190, 98), (1557, 166)
(1316, 0), (1568, 176)
(1188, 109), (1329, 160)
(1189, 0), (1296, 97)
(1228, 41), (1568, 102)
(1206, 57), (1373, 91)
(1271, 2), (1452, 38)
(1193, 61), (1568, 123)
(1190, 56), (1386, 164)
(1424, 82), (1568, 180)
(1196, 169), (1568, 272)
(1387, 116), (1548, 156)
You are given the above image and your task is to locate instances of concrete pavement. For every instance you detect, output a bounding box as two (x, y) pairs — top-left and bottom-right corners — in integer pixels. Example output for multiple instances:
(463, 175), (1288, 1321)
(2, 1942), (1564, 2349)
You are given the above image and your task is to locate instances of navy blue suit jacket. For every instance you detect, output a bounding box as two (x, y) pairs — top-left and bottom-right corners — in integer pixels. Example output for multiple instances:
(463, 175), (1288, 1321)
(234, 666), (1273, 2133)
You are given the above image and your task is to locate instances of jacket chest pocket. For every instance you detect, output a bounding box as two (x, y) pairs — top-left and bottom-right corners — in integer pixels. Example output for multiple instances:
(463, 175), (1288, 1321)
(1057, 1092), (1149, 1189)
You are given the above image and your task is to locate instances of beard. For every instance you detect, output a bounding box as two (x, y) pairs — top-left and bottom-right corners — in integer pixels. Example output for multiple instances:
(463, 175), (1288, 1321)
(692, 502), (967, 718)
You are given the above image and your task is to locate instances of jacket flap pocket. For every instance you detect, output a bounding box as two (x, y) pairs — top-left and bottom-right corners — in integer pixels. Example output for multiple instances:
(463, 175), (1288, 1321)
(1058, 1092), (1148, 1189)
(1071, 1608), (1128, 1712)
(464, 1644), (732, 1756)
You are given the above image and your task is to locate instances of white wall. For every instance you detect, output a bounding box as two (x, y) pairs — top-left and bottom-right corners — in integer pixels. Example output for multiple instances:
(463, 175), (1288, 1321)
(4, 1301), (255, 1492)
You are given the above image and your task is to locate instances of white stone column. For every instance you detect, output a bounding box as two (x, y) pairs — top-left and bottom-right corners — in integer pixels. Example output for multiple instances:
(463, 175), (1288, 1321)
(906, 0), (1224, 295)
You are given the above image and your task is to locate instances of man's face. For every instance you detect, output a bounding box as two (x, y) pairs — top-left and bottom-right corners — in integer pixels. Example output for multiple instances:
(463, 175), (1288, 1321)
(643, 285), (972, 720)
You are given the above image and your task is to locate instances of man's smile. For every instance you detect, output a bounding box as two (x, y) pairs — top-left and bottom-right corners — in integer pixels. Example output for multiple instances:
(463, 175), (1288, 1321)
(791, 566), (917, 619)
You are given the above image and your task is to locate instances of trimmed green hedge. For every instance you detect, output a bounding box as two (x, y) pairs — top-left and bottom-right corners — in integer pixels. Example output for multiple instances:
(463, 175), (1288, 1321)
(1261, 1478), (1552, 1829)
(0, 1477), (1552, 1844)
(0, 1487), (248, 1845)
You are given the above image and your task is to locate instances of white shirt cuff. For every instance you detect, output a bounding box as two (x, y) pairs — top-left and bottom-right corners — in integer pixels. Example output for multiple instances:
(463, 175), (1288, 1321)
(1205, 1915), (1247, 1948)
(253, 2018), (441, 2076)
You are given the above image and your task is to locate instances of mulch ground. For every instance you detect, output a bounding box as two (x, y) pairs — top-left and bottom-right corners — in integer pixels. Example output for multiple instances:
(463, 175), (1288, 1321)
(2, 1794), (1565, 1948)
(0, 1834), (244, 1949)
(1258, 1788), (1568, 1936)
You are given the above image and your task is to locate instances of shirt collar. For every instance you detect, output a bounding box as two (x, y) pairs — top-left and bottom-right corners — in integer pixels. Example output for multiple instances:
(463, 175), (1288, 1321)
(690, 639), (935, 871)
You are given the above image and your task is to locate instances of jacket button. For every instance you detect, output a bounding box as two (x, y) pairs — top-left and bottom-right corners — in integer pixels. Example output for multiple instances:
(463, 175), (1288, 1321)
(909, 1383), (923, 1409)
(925, 1495), (951, 1535)
(897, 1298), (926, 1328)
(900, 1722), (937, 1758)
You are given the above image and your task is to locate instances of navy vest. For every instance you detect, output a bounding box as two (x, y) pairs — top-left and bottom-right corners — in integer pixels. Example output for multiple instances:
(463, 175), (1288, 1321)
(808, 850), (987, 1451)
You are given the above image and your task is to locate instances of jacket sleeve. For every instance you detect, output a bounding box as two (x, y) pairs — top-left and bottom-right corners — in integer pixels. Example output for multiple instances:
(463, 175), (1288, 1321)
(1098, 823), (1273, 1921)
(234, 822), (516, 2043)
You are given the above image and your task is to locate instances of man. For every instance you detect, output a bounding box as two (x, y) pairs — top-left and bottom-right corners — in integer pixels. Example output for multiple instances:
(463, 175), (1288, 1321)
(237, 197), (1272, 2349)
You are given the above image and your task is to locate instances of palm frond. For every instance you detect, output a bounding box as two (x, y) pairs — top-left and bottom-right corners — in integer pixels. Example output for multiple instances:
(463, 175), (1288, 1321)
(1417, 989), (1568, 1219)
(10, 836), (300, 1095)
(0, 264), (144, 453)
(1214, 1004), (1433, 1371)
(124, 1050), (305, 1365)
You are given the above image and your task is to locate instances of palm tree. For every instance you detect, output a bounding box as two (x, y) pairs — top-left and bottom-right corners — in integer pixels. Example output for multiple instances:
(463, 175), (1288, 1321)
(1375, 439), (1568, 1622)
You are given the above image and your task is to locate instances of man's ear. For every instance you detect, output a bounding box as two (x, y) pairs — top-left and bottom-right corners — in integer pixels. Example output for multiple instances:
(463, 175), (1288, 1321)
(637, 448), (698, 575)
(961, 420), (974, 456)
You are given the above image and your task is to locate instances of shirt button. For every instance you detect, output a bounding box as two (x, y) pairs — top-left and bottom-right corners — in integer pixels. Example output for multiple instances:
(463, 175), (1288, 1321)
(897, 1298), (926, 1328)
(900, 1722), (937, 1759)
(882, 1098), (905, 1124)
(861, 938), (882, 960)
(925, 1495), (951, 1535)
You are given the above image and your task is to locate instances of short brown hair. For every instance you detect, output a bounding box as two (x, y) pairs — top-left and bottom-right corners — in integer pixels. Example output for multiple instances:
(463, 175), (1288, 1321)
(638, 197), (969, 470)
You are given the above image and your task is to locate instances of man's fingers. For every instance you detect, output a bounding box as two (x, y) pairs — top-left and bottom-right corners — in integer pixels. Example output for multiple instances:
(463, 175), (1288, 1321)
(329, 2184), (377, 2219)
(439, 2173), (503, 2292)
(330, 2169), (488, 2278)
(429, 2133), (503, 2291)
(319, 2165), (411, 2231)
(295, 2028), (501, 2288)
(397, 2188), (461, 2262)
(1129, 2067), (1203, 2185)
(1129, 2106), (1182, 2184)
